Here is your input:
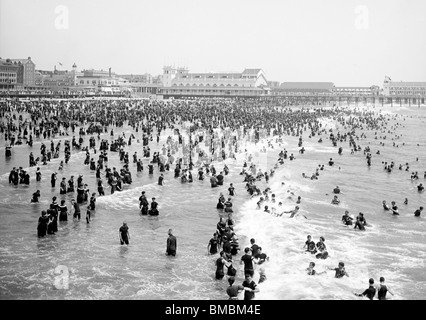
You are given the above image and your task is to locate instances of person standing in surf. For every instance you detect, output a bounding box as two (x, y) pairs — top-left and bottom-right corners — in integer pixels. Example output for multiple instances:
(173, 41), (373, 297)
(354, 278), (376, 300)
(166, 228), (177, 256)
(119, 222), (130, 245)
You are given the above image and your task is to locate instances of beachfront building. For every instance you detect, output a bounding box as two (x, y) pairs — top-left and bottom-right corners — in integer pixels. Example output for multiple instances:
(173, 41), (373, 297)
(117, 73), (161, 97)
(119, 73), (153, 84)
(0, 57), (36, 88)
(383, 77), (426, 96)
(382, 76), (426, 105)
(11, 57), (36, 87)
(74, 68), (131, 94)
(0, 59), (19, 89)
(271, 82), (387, 106)
(159, 66), (270, 98)
(334, 86), (380, 96)
(35, 63), (83, 87)
(273, 82), (335, 96)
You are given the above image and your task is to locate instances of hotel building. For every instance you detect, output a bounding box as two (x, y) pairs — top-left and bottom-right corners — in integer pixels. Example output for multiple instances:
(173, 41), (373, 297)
(0, 57), (36, 88)
(159, 66), (270, 98)
(383, 77), (426, 97)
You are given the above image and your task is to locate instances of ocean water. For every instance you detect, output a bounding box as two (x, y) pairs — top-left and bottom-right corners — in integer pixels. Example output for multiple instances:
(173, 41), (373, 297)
(0, 101), (425, 300)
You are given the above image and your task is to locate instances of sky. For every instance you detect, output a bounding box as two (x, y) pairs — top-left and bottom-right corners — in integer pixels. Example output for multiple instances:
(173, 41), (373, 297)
(0, 0), (425, 86)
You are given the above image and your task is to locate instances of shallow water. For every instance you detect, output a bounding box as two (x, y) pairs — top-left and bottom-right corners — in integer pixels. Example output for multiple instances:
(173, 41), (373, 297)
(0, 102), (425, 300)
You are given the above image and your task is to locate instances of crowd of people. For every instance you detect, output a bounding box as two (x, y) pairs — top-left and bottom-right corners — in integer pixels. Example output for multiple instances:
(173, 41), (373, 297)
(1, 96), (424, 300)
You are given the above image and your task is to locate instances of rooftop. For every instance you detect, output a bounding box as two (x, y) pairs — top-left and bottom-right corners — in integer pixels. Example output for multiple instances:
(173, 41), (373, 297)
(279, 82), (335, 90)
(387, 81), (426, 86)
(242, 68), (263, 75)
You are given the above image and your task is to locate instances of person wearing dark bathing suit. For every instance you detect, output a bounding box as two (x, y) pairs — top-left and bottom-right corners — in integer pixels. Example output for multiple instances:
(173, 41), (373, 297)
(342, 210), (353, 226)
(149, 197), (159, 216)
(250, 238), (259, 257)
(51, 172), (57, 188)
(306, 262), (318, 275)
(207, 233), (219, 255)
(224, 198), (233, 213)
(89, 193), (96, 210)
(139, 191), (147, 208)
(58, 200), (68, 222)
(226, 281), (244, 300)
(228, 183), (236, 196)
(158, 173), (164, 186)
(414, 206), (423, 217)
(46, 209), (57, 235)
(166, 228), (177, 256)
(354, 216), (366, 230)
(37, 210), (49, 238)
(76, 183), (85, 204)
(31, 190), (41, 203)
(378, 277), (394, 300)
(216, 193), (225, 210)
(303, 235), (317, 254)
(390, 201), (399, 215)
(60, 177), (67, 194)
(240, 247), (256, 277)
(119, 222), (130, 245)
(315, 237), (328, 259)
(327, 262), (349, 278)
(254, 247), (269, 283)
(382, 200), (390, 211)
(97, 179), (105, 196)
(216, 217), (227, 243)
(71, 199), (81, 220)
(215, 251), (228, 280)
(242, 273), (259, 301)
(355, 278), (376, 300)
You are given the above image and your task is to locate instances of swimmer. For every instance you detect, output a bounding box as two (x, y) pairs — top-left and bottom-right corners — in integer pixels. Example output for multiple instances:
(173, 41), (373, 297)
(242, 273), (259, 301)
(331, 195), (340, 205)
(277, 205), (301, 218)
(414, 206), (423, 217)
(306, 262), (317, 275)
(226, 280), (244, 300)
(390, 201), (399, 215)
(215, 251), (229, 280)
(377, 277), (394, 300)
(119, 222), (130, 245)
(353, 216), (365, 231)
(307, 262), (326, 275)
(166, 228), (177, 256)
(303, 235), (317, 254)
(327, 262), (349, 278)
(315, 237), (328, 259)
(31, 190), (41, 203)
(207, 233), (219, 255)
(382, 200), (390, 211)
(342, 210), (353, 226)
(333, 186), (341, 194)
(224, 198), (233, 213)
(354, 278), (376, 300)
